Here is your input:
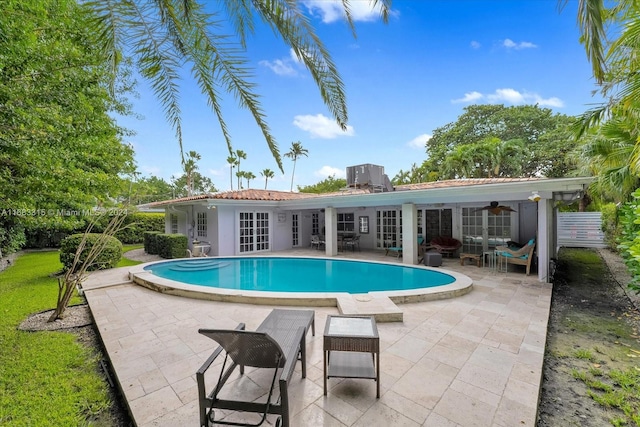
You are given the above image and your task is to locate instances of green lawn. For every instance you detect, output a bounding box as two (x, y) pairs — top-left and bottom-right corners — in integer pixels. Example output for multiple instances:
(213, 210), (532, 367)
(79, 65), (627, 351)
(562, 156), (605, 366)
(0, 246), (142, 425)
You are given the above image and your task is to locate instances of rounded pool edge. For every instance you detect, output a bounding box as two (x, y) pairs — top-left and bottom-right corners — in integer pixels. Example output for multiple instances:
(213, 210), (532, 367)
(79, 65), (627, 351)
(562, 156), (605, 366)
(129, 256), (473, 307)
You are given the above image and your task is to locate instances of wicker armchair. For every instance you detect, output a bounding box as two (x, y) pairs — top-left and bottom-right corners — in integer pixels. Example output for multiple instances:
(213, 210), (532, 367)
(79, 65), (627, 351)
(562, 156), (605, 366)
(430, 236), (462, 257)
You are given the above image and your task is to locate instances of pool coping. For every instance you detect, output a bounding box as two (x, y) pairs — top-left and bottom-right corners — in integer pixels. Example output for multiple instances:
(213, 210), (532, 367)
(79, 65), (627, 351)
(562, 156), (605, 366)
(129, 256), (473, 307)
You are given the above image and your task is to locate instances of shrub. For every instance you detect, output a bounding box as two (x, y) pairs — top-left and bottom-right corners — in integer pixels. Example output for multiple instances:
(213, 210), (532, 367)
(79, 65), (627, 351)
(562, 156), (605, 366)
(617, 190), (640, 292)
(156, 234), (188, 259)
(94, 212), (165, 244)
(144, 231), (162, 255)
(600, 203), (621, 250)
(59, 233), (123, 272)
(0, 219), (26, 256)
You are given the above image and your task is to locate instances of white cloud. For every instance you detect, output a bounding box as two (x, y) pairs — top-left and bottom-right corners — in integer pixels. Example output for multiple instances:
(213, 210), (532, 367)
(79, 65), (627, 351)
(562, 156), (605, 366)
(407, 134), (432, 149)
(303, 0), (387, 23)
(258, 59), (297, 76)
(452, 91), (483, 103)
(315, 165), (345, 178)
(451, 88), (565, 108)
(487, 88), (525, 104)
(470, 40), (481, 49)
(293, 114), (355, 138)
(530, 95), (565, 108)
(503, 38), (537, 50)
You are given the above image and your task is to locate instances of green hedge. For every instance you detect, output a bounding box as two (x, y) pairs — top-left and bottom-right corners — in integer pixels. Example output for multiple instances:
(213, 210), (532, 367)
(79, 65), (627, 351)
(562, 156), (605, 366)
(93, 212), (165, 244)
(144, 231), (162, 255)
(59, 233), (123, 272)
(156, 234), (188, 259)
(20, 212), (165, 249)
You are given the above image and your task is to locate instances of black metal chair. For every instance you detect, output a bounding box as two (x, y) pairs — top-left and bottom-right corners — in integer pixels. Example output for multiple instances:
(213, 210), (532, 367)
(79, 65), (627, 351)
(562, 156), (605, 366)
(197, 309), (314, 427)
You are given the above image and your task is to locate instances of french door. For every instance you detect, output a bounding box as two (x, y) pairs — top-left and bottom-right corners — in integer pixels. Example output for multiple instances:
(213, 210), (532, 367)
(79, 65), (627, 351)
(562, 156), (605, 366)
(461, 207), (511, 254)
(239, 211), (270, 253)
(376, 209), (401, 248)
(292, 213), (299, 247)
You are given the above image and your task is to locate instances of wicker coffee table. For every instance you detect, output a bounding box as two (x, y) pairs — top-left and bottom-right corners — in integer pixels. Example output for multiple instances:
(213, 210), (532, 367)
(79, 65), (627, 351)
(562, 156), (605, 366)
(323, 315), (380, 398)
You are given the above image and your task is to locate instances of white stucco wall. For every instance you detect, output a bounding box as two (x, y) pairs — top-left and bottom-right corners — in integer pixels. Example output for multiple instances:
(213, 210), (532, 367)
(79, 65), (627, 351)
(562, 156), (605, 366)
(216, 206), (236, 256)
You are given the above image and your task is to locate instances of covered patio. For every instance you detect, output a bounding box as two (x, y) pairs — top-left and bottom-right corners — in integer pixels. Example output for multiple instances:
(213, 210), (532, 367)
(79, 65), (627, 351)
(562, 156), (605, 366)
(83, 248), (550, 426)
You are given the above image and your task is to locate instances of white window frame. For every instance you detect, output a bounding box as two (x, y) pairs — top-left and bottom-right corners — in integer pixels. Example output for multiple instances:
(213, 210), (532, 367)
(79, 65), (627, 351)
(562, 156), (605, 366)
(238, 210), (271, 253)
(170, 214), (178, 234)
(197, 212), (207, 238)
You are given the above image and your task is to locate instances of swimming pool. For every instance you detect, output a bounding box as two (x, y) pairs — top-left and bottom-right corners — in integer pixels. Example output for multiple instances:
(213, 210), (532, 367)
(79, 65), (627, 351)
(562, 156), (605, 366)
(130, 256), (473, 307)
(142, 257), (456, 293)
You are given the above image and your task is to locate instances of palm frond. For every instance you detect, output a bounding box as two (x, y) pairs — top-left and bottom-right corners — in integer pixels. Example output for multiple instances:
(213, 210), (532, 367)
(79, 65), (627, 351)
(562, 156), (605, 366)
(86, 0), (128, 94)
(570, 0), (607, 82)
(253, 0), (348, 130)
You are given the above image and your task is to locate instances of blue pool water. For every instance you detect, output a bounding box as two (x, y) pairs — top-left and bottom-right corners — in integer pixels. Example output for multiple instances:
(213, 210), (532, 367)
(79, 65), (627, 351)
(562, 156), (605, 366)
(143, 257), (456, 294)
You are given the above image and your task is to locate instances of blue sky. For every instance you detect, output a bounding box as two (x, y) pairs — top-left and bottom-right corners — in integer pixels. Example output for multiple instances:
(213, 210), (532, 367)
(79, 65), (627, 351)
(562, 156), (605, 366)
(118, 0), (601, 193)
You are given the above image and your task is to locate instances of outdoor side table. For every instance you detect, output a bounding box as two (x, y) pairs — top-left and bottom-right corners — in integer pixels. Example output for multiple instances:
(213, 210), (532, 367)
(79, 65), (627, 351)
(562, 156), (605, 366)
(323, 315), (380, 398)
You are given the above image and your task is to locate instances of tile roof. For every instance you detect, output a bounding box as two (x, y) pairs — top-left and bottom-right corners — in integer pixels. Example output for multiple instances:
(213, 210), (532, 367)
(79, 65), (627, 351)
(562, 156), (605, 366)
(394, 177), (542, 191)
(150, 177), (550, 206)
(149, 189), (316, 206)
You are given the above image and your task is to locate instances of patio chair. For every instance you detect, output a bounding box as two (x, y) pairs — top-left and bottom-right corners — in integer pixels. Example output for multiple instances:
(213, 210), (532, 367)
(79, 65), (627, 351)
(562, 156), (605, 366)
(310, 234), (324, 250)
(197, 309), (315, 427)
(385, 236), (425, 258)
(495, 238), (536, 275)
(430, 236), (462, 257)
(342, 234), (360, 251)
(384, 245), (402, 258)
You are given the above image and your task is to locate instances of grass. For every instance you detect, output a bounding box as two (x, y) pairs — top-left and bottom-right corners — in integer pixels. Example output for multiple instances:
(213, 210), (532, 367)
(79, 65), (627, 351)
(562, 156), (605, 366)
(0, 245), (141, 425)
(544, 248), (640, 426)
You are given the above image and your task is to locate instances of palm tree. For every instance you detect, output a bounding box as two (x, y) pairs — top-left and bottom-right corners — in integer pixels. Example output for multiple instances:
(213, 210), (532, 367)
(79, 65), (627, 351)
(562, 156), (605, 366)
(284, 141), (308, 191)
(235, 149), (247, 190)
(568, 0), (639, 133)
(183, 150), (201, 196)
(261, 168), (275, 189)
(87, 1), (391, 171)
(236, 170), (246, 189)
(578, 117), (640, 202)
(245, 171), (256, 188)
(226, 154), (236, 190)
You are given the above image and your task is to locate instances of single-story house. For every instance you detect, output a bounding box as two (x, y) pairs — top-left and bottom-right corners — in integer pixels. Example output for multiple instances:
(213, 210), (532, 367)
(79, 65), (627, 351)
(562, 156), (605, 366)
(150, 164), (594, 282)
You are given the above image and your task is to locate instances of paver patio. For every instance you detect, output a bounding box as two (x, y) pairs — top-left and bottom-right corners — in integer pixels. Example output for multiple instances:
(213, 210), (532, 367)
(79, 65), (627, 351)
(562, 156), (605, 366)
(83, 249), (550, 426)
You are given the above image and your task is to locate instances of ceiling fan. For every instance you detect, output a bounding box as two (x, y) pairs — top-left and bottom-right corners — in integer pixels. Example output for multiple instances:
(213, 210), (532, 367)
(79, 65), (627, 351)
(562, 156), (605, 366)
(476, 201), (516, 215)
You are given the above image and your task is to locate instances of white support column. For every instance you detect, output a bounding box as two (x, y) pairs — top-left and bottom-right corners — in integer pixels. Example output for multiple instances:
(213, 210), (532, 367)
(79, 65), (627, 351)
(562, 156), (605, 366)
(324, 207), (338, 256)
(537, 199), (552, 282)
(402, 203), (418, 265)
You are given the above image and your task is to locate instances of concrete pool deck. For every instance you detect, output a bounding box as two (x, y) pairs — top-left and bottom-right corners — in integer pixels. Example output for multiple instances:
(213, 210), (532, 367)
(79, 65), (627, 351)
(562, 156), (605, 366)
(83, 249), (550, 426)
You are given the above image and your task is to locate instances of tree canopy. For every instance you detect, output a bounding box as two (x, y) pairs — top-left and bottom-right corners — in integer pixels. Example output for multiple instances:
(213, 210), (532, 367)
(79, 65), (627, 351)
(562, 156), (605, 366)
(422, 104), (578, 180)
(0, 0), (135, 254)
(299, 175), (346, 194)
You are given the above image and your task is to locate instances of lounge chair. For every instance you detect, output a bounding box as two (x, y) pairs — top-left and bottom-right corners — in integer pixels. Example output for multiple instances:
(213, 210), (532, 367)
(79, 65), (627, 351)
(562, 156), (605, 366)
(385, 237), (426, 258)
(495, 238), (536, 275)
(197, 309), (315, 427)
(430, 236), (462, 257)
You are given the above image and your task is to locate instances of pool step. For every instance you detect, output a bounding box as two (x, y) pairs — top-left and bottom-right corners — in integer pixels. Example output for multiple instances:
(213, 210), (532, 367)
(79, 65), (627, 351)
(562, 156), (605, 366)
(336, 294), (403, 323)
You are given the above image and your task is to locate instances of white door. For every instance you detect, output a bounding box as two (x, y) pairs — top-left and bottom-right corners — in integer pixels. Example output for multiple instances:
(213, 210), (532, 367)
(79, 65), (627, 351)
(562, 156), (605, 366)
(461, 207), (511, 254)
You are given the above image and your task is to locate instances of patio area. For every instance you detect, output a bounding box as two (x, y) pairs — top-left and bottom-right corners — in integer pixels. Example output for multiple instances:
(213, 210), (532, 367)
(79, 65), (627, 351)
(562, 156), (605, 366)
(83, 249), (550, 426)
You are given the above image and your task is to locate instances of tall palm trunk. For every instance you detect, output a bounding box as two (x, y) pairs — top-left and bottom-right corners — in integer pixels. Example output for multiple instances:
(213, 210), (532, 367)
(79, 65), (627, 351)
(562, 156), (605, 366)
(290, 160), (297, 191)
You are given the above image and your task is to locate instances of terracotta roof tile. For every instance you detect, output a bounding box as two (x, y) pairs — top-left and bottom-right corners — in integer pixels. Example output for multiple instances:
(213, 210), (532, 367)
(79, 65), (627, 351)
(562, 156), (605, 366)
(149, 189), (315, 206)
(394, 177), (542, 191)
(150, 177), (548, 206)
